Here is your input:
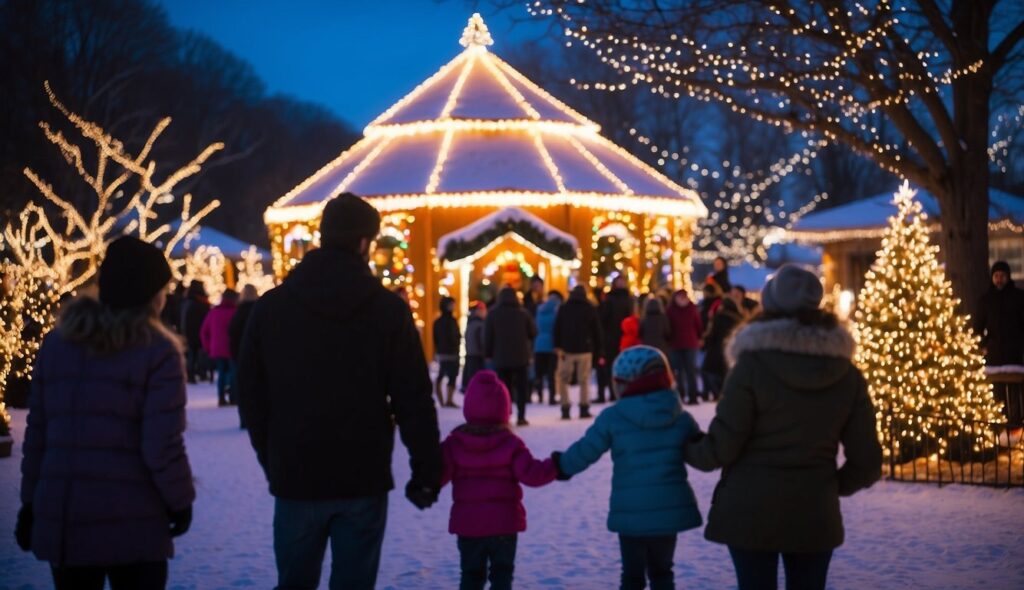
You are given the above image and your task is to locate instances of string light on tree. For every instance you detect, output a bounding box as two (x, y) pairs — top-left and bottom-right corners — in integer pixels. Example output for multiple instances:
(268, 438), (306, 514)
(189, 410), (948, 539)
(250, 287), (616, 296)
(235, 246), (276, 295)
(853, 181), (1004, 460)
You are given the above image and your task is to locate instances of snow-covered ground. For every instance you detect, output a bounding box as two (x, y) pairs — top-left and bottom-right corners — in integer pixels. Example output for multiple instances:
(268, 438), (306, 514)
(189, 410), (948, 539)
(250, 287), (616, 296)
(2, 381), (1023, 589)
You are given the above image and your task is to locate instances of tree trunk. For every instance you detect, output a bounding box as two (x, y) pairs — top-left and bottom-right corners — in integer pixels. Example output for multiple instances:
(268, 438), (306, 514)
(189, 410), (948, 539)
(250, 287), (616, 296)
(939, 0), (993, 320)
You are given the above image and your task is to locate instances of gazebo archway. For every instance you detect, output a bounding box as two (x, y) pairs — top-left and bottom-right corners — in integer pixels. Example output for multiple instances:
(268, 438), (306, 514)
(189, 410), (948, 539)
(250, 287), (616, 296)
(437, 207), (580, 322)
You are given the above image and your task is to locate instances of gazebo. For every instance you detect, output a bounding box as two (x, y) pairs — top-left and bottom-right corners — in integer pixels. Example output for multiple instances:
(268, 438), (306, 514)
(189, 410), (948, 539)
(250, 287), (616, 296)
(264, 14), (706, 354)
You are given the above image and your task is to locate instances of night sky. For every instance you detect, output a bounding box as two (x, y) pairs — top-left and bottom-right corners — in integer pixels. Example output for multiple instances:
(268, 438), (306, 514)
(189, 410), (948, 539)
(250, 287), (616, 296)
(157, 0), (554, 129)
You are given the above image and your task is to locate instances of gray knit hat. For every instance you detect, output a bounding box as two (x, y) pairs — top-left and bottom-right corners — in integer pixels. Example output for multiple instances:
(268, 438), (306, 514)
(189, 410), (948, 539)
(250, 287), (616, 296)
(761, 264), (823, 314)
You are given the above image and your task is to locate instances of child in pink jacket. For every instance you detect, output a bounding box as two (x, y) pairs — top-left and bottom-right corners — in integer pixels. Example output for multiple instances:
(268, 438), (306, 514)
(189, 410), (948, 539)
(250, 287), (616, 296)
(441, 370), (558, 589)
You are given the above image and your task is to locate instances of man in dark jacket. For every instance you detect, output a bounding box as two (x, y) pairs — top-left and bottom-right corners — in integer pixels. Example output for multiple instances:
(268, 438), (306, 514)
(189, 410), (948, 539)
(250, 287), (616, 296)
(236, 193), (442, 590)
(462, 302), (487, 391)
(179, 280), (210, 383)
(974, 261), (1024, 425)
(432, 296), (461, 408)
(598, 275), (635, 402)
(553, 285), (603, 419)
(484, 286), (538, 426)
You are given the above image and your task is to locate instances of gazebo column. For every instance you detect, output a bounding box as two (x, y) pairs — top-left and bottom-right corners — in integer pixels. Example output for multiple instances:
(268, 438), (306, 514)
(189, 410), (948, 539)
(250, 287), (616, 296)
(408, 207), (435, 361)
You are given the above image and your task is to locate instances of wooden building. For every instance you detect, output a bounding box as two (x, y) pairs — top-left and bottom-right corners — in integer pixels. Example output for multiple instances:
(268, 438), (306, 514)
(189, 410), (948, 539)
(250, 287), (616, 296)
(263, 15), (706, 356)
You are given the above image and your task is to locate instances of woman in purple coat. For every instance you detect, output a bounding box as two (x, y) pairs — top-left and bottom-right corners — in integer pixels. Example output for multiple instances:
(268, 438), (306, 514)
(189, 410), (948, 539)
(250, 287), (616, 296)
(16, 236), (195, 589)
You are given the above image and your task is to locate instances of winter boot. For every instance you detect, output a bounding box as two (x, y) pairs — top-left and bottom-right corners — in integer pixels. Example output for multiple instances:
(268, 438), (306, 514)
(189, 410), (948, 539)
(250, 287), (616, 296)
(579, 405), (592, 419)
(445, 384), (459, 408)
(561, 406), (571, 420)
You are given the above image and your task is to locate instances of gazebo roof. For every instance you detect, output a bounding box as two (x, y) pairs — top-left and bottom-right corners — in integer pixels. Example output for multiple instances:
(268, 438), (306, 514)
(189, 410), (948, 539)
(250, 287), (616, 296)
(265, 14), (706, 225)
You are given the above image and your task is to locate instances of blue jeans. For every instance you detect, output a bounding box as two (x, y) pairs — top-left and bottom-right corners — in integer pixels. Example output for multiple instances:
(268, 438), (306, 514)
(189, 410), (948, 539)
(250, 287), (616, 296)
(728, 547), (833, 590)
(215, 358), (234, 403)
(669, 349), (699, 402)
(457, 534), (517, 590)
(273, 495), (388, 590)
(619, 534), (676, 590)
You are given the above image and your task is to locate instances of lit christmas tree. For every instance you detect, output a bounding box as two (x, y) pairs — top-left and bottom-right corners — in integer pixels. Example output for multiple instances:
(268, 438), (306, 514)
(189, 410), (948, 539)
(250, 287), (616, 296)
(854, 181), (1004, 460)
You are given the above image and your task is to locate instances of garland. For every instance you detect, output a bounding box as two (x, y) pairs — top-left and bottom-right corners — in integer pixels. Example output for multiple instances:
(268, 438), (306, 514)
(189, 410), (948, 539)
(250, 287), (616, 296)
(441, 219), (577, 262)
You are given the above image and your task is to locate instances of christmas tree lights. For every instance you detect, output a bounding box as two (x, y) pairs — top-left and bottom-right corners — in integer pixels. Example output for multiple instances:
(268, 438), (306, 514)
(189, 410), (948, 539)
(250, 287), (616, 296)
(235, 246), (276, 295)
(853, 181), (1004, 459)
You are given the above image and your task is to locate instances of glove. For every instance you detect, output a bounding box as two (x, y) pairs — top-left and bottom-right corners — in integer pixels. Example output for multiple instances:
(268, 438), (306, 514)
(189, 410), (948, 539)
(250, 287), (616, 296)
(15, 503), (32, 551)
(168, 505), (193, 538)
(551, 452), (572, 481)
(405, 480), (439, 510)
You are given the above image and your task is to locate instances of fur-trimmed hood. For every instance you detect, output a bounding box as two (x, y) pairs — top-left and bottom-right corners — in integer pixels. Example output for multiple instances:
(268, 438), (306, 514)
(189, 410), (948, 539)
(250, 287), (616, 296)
(726, 318), (856, 366)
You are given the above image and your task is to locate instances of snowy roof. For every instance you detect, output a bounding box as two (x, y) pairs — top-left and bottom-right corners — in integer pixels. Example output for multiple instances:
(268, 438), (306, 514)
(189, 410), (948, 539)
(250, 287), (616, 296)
(265, 14), (706, 225)
(436, 206), (578, 262)
(166, 221), (268, 260)
(787, 186), (1024, 242)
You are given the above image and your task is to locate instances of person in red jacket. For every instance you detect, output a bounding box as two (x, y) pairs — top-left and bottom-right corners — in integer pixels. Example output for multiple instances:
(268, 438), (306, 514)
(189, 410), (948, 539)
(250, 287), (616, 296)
(667, 290), (703, 405)
(441, 370), (558, 588)
(201, 289), (238, 406)
(619, 295), (643, 352)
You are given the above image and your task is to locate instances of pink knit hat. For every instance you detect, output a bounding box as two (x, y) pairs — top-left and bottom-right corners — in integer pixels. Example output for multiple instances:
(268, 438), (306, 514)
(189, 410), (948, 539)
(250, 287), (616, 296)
(463, 370), (511, 426)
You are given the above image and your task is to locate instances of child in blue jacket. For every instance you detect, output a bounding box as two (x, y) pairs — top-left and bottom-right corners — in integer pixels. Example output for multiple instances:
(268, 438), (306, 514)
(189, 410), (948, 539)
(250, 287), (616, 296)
(554, 345), (702, 590)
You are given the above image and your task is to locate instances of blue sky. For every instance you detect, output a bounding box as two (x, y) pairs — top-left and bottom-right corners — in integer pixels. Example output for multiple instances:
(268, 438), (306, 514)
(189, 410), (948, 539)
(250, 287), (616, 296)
(157, 0), (554, 129)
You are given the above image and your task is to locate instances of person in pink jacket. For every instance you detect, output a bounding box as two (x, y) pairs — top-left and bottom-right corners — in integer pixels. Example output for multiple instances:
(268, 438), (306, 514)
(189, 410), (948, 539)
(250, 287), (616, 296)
(200, 289), (238, 406)
(441, 370), (558, 589)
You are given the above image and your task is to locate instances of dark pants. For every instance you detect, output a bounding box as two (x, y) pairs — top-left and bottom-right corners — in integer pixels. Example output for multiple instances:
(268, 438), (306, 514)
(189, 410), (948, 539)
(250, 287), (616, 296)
(52, 561), (167, 590)
(457, 534), (517, 590)
(596, 356), (613, 401)
(702, 372), (724, 400)
(186, 347), (202, 383)
(463, 355), (485, 391)
(728, 547), (833, 590)
(496, 366), (529, 421)
(669, 349), (699, 403)
(215, 358), (234, 404)
(534, 352), (557, 402)
(273, 495), (388, 590)
(437, 359), (460, 387)
(619, 534), (676, 590)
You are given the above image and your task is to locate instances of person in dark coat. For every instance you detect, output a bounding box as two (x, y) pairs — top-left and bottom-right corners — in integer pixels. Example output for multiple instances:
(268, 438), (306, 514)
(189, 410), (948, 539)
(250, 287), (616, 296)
(229, 284), (259, 429)
(709, 256), (732, 293)
(700, 298), (744, 400)
(974, 261), (1024, 426)
(17, 236), (194, 589)
(729, 285), (760, 319)
(598, 275), (635, 403)
(639, 296), (672, 355)
(462, 302), (487, 392)
(179, 280), (210, 383)
(236, 194), (443, 589)
(433, 296), (461, 408)
(686, 264), (882, 590)
(554, 285), (603, 420)
(160, 282), (185, 332)
(484, 286), (538, 426)
(523, 275), (545, 318)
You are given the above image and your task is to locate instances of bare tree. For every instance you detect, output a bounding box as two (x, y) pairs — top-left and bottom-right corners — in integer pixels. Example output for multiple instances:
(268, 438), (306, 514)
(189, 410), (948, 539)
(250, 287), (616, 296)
(530, 0), (1024, 312)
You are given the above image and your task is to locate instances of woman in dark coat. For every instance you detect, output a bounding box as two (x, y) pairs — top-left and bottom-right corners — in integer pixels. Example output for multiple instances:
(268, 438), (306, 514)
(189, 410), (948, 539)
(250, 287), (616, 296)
(700, 297), (744, 400)
(16, 237), (195, 589)
(639, 296), (672, 355)
(686, 265), (882, 590)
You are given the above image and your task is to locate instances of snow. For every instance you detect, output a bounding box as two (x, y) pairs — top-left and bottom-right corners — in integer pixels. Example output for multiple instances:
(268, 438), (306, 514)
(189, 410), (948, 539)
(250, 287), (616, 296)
(436, 131), (559, 194)
(985, 365), (1024, 375)
(436, 207), (579, 261)
(2, 380), (1022, 589)
(790, 187), (1024, 232)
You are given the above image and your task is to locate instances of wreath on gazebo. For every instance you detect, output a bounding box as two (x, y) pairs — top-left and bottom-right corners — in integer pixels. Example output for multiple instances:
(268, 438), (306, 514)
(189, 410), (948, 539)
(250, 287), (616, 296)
(440, 218), (577, 262)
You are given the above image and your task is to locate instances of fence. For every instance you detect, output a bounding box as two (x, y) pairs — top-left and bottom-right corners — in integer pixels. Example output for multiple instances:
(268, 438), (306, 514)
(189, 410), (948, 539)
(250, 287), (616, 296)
(881, 371), (1024, 488)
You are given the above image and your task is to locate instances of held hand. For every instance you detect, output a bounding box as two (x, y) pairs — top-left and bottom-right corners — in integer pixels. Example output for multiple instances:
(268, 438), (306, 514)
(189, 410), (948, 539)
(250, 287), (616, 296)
(168, 505), (193, 538)
(14, 504), (32, 551)
(405, 480), (439, 510)
(550, 452), (572, 481)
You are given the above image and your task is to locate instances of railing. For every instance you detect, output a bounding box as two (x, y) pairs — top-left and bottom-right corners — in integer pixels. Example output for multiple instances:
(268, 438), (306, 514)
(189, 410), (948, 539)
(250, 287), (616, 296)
(881, 371), (1024, 488)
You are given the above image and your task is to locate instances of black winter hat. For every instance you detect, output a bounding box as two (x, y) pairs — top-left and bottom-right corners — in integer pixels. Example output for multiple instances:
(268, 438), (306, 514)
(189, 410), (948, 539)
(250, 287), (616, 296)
(992, 260), (1011, 277)
(319, 193), (381, 251)
(99, 236), (172, 311)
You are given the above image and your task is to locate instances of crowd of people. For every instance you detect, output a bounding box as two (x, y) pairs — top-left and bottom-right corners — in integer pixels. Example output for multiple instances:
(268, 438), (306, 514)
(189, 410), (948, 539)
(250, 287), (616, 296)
(429, 254), (765, 427)
(15, 192), (892, 590)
